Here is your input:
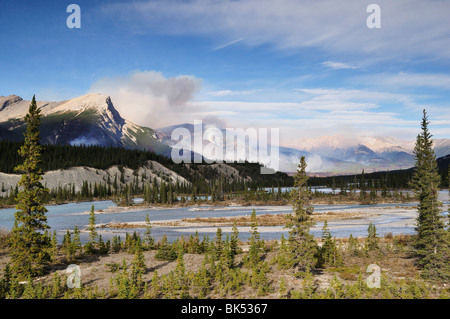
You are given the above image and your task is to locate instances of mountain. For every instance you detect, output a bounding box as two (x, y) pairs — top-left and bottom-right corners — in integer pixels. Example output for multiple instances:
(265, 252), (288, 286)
(156, 123), (368, 174)
(286, 134), (450, 174)
(0, 94), (172, 156)
(157, 125), (450, 175)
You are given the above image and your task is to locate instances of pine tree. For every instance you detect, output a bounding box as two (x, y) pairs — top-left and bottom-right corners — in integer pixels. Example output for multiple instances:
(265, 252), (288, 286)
(364, 222), (379, 253)
(50, 230), (58, 262)
(319, 221), (342, 267)
(9, 95), (51, 278)
(143, 214), (154, 250)
(155, 235), (177, 261)
(248, 209), (261, 268)
(85, 205), (98, 254)
(72, 225), (82, 257)
(131, 241), (146, 289)
(348, 234), (360, 256)
(410, 110), (449, 281)
(228, 221), (240, 268)
(285, 156), (318, 272)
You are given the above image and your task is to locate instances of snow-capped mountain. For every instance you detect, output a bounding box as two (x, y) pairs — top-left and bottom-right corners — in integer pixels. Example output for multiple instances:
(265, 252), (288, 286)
(0, 94), (171, 156)
(157, 125), (450, 174)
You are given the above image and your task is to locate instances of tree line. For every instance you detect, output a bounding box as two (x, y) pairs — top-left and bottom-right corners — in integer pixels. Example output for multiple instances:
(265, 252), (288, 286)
(309, 154), (450, 189)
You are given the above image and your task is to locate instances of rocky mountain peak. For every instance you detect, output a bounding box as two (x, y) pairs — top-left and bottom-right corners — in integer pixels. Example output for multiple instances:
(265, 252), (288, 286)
(0, 95), (24, 111)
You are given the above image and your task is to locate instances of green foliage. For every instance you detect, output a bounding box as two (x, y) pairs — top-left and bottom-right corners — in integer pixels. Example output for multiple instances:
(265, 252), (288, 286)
(318, 221), (343, 267)
(411, 110), (450, 281)
(143, 214), (155, 250)
(347, 234), (360, 256)
(228, 222), (240, 268)
(9, 96), (52, 279)
(285, 156), (318, 272)
(155, 235), (177, 261)
(247, 209), (261, 268)
(87, 205), (98, 247)
(364, 222), (380, 254)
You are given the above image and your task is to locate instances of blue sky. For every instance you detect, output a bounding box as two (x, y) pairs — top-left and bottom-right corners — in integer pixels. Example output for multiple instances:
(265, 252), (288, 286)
(1, 0), (449, 145)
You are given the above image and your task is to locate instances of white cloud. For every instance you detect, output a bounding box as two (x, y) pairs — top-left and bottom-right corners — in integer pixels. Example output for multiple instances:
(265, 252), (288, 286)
(190, 85), (444, 143)
(206, 89), (258, 97)
(322, 61), (358, 70)
(362, 72), (450, 90)
(89, 70), (203, 128)
(102, 0), (450, 61)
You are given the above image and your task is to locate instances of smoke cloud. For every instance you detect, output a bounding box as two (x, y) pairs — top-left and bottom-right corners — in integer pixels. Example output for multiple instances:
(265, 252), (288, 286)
(89, 70), (203, 128)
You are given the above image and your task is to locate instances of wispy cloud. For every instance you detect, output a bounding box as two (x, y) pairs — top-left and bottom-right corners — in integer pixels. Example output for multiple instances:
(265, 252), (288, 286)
(101, 0), (450, 61)
(211, 38), (245, 51)
(361, 72), (450, 90)
(189, 86), (431, 140)
(322, 61), (359, 70)
(206, 89), (260, 97)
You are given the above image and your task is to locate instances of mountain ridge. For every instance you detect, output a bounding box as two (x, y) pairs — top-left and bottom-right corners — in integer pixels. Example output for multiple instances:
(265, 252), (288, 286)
(0, 93), (172, 156)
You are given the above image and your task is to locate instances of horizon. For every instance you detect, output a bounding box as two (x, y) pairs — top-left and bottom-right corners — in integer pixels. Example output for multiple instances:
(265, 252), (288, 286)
(1, 0), (449, 147)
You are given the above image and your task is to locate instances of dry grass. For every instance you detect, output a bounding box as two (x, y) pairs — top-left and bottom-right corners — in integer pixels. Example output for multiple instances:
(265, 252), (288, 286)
(99, 222), (145, 229)
(178, 211), (365, 227)
(181, 214), (287, 226)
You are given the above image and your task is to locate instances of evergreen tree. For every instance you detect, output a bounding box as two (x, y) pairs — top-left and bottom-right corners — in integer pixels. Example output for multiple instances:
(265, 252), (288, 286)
(285, 156), (318, 272)
(72, 225), (82, 257)
(85, 205), (98, 254)
(364, 222), (379, 253)
(248, 209), (261, 268)
(347, 234), (360, 256)
(155, 235), (177, 261)
(143, 214), (154, 250)
(9, 95), (51, 278)
(131, 241), (146, 289)
(318, 221), (342, 267)
(410, 110), (449, 281)
(228, 221), (240, 268)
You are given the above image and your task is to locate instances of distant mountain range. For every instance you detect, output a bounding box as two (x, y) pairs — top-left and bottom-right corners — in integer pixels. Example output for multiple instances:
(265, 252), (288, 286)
(285, 134), (450, 175)
(156, 124), (450, 175)
(1, 94), (449, 175)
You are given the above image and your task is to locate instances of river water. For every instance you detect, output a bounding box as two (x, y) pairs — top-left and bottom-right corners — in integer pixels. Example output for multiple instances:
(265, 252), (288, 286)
(0, 191), (448, 243)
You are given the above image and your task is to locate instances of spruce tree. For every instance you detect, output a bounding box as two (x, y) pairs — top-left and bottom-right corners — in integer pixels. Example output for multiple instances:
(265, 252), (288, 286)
(411, 109), (449, 281)
(248, 209), (261, 268)
(85, 205), (98, 254)
(143, 214), (154, 250)
(285, 156), (318, 272)
(364, 222), (379, 253)
(9, 95), (51, 278)
(228, 221), (240, 268)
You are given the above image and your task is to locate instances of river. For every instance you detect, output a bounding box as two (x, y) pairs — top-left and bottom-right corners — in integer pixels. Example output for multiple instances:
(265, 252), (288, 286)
(0, 191), (448, 243)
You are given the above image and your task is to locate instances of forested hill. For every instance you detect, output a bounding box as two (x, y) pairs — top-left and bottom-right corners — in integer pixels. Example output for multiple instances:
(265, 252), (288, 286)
(0, 140), (293, 188)
(309, 153), (450, 189)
